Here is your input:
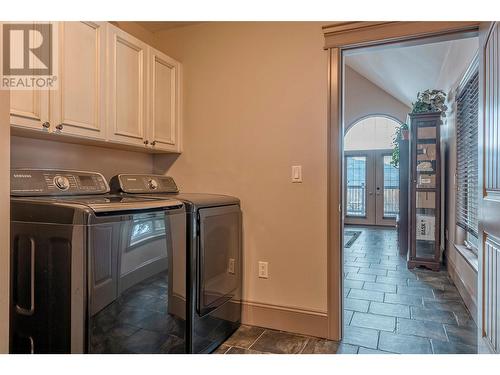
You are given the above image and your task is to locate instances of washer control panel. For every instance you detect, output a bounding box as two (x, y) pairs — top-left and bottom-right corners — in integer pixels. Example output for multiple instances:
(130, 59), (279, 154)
(11, 169), (109, 196)
(112, 174), (179, 194)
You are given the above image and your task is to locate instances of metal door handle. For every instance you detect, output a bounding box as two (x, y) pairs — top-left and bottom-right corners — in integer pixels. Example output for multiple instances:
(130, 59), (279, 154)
(16, 238), (35, 316)
(55, 124), (64, 131)
(368, 191), (373, 195)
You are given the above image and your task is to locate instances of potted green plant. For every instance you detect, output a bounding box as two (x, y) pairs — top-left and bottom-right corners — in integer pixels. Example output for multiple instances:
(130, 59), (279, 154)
(411, 89), (448, 116)
(391, 123), (409, 168)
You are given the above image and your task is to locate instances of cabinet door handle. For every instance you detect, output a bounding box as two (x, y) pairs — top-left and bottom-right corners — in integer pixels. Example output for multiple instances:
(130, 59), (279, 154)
(55, 124), (64, 131)
(42, 122), (50, 129)
(144, 140), (149, 145)
(151, 141), (156, 146)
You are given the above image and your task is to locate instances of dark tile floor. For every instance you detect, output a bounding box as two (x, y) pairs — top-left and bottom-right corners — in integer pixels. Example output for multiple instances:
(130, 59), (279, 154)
(215, 226), (482, 354)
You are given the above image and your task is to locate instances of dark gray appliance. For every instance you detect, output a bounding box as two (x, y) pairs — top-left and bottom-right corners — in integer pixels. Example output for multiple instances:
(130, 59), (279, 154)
(110, 174), (242, 354)
(10, 169), (187, 354)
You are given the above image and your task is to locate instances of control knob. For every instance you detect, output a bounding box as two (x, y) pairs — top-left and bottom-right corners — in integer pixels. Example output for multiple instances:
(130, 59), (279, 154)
(148, 178), (159, 190)
(53, 175), (70, 191)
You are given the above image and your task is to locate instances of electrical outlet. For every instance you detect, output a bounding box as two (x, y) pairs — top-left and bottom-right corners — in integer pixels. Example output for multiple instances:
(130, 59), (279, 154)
(228, 258), (235, 274)
(258, 261), (269, 279)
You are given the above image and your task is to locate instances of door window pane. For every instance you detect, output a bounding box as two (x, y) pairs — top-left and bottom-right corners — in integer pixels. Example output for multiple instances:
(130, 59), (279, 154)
(346, 156), (367, 217)
(383, 155), (399, 217)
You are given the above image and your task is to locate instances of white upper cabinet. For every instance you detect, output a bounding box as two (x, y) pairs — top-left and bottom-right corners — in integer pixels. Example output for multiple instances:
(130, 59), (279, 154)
(50, 22), (107, 139)
(107, 24), (148, 147)
(9, 22), (182, 153)
(148, 48), (182, 153)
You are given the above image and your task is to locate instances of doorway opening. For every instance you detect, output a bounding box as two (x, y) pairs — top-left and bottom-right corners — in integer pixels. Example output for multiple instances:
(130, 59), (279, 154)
(339, 34), (483, 353)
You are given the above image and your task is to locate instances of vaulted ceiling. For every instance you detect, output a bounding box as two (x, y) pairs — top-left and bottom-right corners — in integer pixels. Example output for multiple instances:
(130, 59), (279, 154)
(345, 37), (479, 107)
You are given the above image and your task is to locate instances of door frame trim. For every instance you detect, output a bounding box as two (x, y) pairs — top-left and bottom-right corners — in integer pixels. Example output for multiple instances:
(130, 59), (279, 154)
(324, 21), (480, 341)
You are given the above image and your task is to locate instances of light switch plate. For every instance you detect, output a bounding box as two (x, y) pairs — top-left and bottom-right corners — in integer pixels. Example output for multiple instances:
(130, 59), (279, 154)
(258, 261), (269, 279)
(291, 165), (302, 183)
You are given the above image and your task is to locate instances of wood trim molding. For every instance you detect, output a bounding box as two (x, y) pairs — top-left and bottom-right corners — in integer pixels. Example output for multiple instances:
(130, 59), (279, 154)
(323, 21), (480, 49)
(241, 301), (328, 338)
(327, 47), (343, 341)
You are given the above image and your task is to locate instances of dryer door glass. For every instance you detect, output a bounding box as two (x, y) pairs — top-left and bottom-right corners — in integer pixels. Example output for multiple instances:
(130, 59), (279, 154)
(197, 205), (241, 316)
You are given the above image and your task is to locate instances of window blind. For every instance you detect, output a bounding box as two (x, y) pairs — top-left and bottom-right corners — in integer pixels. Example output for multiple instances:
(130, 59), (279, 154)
(456, 69), (479, 239)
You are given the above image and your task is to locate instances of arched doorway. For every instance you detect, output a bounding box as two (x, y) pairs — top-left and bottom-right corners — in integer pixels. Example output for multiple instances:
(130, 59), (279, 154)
(344, 116), (402, 226)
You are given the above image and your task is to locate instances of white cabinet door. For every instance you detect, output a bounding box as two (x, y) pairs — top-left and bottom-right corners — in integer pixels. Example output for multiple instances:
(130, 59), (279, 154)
(8, 23), (50, 132)
(148, 48), (182, 152)
(107, 24), (148, 147)
(50, 22), (107, 139)
(10, 89), (50, 132)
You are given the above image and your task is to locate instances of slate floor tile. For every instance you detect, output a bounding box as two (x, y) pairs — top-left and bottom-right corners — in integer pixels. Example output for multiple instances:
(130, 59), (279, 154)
(384, 293), (423, 306)
(342, 325), (379, 349)
(337, 343), (359, 354)
(376, 276), (409, 286)
(348, 289), (384, 302)
(410, 306), (457, 325)
(397, 286), (435, 298)
(378, 331), (432, 354)
(423, 299), (469, 315)
(344, 298), (370, 312)
(387, 270), (417, 279)
(344, 279), (364, 289)
(358, 267), (387, 276)
(346, 272), (377, 282)
(397, 317), (447, 341)
(212, 344), (230, 354)
(301, 338), (340, 354)
(224, 325), (265, 348)
(363, 281), (397, 293)
(226, 347), (266, 354)
(344, 266), (360, 273)
(431, 339), (478, 354)
(350, 312), (396, 332)
(358, 347), (393, 354)
(370, 263), (398, 271)
(432, 289), (462, 300)
(250, 330), (308, 354)
(344, 310), (354, 325)
(369, 301), (410, 318)
(444, 324), (479, 347)
(408, 279), (446, 290)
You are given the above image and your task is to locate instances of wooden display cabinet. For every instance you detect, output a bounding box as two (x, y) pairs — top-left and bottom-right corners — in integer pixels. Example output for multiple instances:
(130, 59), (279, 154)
(408, 112), (441, 271)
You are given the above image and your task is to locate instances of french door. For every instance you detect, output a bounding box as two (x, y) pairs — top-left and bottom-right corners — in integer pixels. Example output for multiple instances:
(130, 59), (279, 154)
(344, 150), (399, 226)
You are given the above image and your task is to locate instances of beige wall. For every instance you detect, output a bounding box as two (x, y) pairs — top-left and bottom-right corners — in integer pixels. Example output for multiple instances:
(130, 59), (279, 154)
(11, 136), (153, 180)
(344, 65), (410, 128)
(0, 89), (10, 352)
(153, 22), (329, 314)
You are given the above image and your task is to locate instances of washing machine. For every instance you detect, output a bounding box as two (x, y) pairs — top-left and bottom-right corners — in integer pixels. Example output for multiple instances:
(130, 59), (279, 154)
(110, 174), (242, 353)
(10, 169), (187, 353)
